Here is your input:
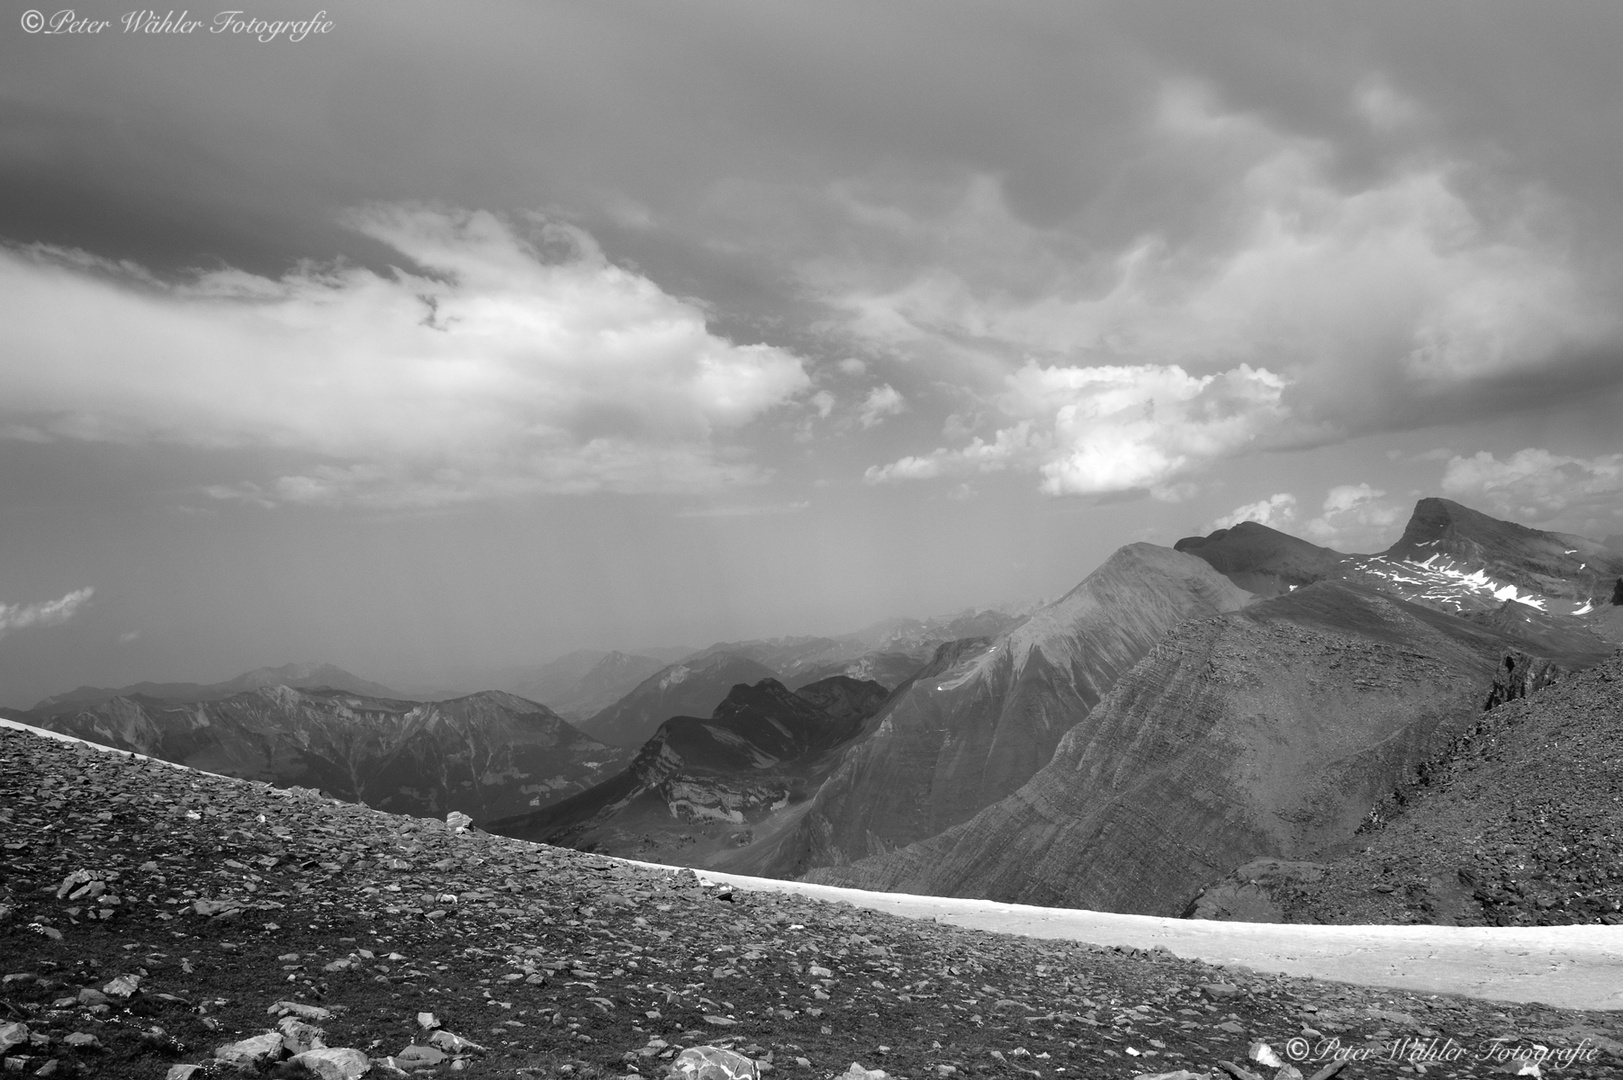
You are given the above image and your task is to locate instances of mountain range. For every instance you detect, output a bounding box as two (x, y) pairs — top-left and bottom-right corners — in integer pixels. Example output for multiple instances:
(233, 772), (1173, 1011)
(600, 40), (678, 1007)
(22, 686), (629, 823)
(8, 495), (1621, 928)
(28, 661), (404, 714)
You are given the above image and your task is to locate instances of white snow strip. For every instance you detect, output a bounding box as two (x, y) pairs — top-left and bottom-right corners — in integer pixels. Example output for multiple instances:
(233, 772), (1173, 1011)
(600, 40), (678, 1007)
(606, 864), (1623, 1012)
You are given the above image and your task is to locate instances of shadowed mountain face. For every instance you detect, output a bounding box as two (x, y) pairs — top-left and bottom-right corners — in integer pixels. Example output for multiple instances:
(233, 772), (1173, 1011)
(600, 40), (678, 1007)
(805, 581), (1556, 915)
(24, 688), (629, 824)
(723, 544), (1253, 880)
(491, 675), (890, 865)
(31, 662), (402, 714)
(577, 652), (782, 749)
(1189, 649), (1623, 927)
(1173, 521), (1345, 597)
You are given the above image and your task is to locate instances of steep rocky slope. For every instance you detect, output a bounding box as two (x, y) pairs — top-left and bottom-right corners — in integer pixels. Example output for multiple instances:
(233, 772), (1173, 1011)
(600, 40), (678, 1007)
(577, 652), (780, 749)
(729, 545), (1252, 880)
(30, 663), (402, 714)
(492, 676), (890, 865)
(1173, 521), (1345, 597)
(6, 723), (1620, 1080)
(22, 688), (628, 825)
(1190, 649), (1623, 927)
(808, 581), (1546, 916)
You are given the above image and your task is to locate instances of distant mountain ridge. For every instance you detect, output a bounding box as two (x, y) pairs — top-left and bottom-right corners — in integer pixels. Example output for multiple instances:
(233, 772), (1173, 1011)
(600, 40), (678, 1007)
(32, 662), (402, 714)
(23, 686), (630, 824)
(577, 652), (782, 749)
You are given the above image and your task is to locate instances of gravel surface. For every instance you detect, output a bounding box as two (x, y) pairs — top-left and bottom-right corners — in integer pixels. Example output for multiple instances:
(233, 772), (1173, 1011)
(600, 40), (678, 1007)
(3, 725), (1621, 1080)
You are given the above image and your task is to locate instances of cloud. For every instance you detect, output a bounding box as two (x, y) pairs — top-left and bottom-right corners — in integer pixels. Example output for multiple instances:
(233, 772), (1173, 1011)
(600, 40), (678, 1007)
(865, 361), (1285, 496)
(857, 384), (906, 428)
(1205, 493), (1297, 533)
(1300, 484), (1406, 551)
(0, 206), (810, 507)
(814, 83), (1619, 497)
(1442, 448), (1623, 532)
(0, 588), (94, 641)
(837, 358), (867, 376)
(809, 390), (836, 419)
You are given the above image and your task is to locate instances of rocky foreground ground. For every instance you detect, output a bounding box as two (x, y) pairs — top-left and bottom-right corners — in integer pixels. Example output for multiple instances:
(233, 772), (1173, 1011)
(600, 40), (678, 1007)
(2, 726), (1620, 1080)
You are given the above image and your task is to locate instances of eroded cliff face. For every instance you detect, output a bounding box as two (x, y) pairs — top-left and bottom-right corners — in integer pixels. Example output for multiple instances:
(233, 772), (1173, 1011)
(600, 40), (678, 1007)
(806, 581), (1526, 915)
(30, 688), (628, 824)
(728, 544), (1252, 879)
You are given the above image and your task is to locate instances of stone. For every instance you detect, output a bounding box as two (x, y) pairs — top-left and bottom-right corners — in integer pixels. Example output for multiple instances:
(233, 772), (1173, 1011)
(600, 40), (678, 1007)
(1132, 1072), (1214, 1080)
(417, 1012), (439, 1030)
(427, 1031), (486, 1054)
(290, 1047), (371, 1080)
(0, 1026), (25, 1056)
(394, 1045), (447, 1068)
(1248, 1042), (1283, 1068)
(214, 1032), (285, 1067)
(62, 1033), (101, 1051)
(101, 973), (141, 999)
(164, 1067), (201, 1080)
(270, 1001), (333, 1021)
(446, 812), (473, 832)
(667, 1046), (760, 1080)
(701, 1015), (737, 1026)
(839, 1066), (887, 1080)
(278, 1016), (327, 1054)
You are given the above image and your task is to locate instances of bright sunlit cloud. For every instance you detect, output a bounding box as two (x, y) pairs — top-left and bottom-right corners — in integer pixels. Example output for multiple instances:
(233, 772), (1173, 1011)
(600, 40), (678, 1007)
(1205, 493), (1298, 533)
(0, 206), (811, 507)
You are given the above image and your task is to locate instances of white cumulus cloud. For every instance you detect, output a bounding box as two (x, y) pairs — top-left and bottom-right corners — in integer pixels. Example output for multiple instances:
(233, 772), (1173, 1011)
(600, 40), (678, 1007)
(1205, 493), (1298, 533)
(1301, 484), (1406, 551)
(0, 588), (94, 641)
(1442, 448), (1623, 533)
(857, 384), (906, 428)
(0, 206), (810, 507)
(865, 361), (1286, 497)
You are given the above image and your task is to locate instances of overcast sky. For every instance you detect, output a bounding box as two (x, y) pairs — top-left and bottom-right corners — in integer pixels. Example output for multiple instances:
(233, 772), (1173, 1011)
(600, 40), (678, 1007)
(3, 1), (1621, 704)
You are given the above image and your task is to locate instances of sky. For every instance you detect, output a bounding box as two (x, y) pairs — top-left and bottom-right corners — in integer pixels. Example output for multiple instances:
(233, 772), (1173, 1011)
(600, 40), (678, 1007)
(3, 1), (1622, 704)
